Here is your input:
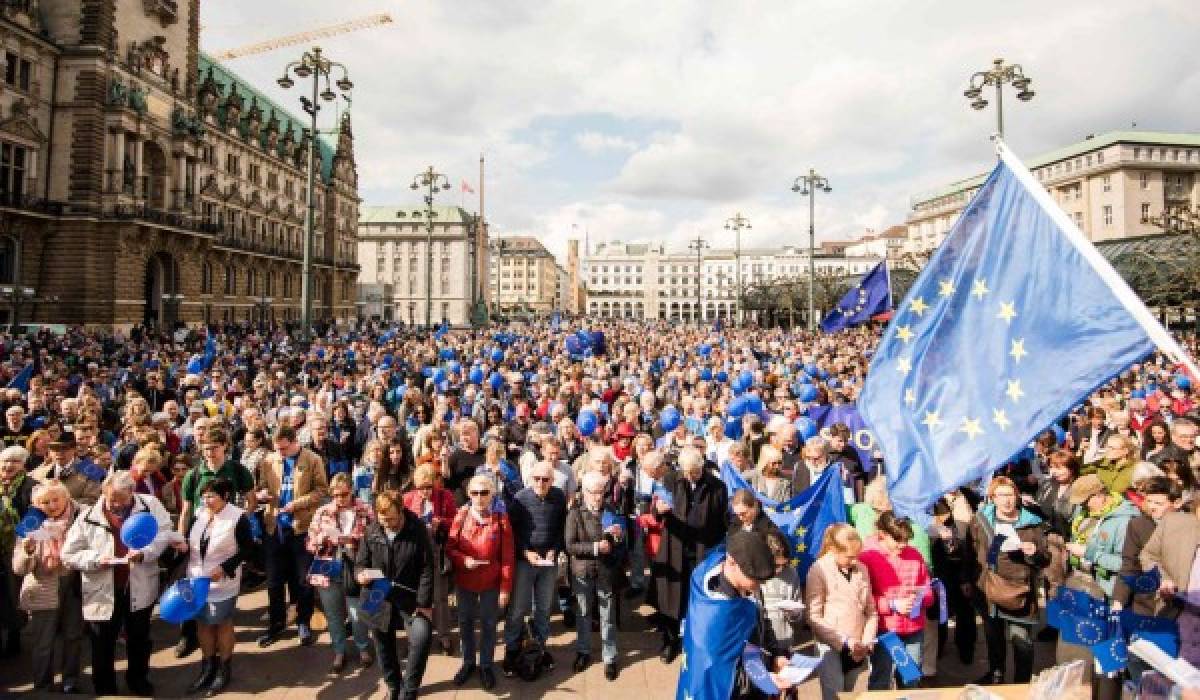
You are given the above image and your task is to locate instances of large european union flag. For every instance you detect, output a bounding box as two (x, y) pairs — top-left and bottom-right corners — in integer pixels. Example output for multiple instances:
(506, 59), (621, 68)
(859, 141), (1194, 519)
(808, 403), (876, 474)
(820, 259), (891, 333)
(676, 545), (759, 700)
(720, 461), (847, 581)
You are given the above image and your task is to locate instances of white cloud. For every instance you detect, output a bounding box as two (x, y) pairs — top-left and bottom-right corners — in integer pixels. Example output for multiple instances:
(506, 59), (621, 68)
(575, 131), (639, 154)
(202, 0), (1200, 265)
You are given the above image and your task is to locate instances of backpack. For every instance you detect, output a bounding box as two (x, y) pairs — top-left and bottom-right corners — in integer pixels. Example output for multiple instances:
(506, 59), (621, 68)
(514, 616), (545, 682)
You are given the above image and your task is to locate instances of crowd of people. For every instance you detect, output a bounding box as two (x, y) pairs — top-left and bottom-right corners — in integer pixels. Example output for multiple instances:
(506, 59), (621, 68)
(0, 320), (1197, 699)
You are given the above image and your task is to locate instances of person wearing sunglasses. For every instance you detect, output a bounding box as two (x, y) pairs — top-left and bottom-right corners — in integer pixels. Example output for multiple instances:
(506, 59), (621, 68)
(305, 473), (375, 674)
(446, 475), (514, 690)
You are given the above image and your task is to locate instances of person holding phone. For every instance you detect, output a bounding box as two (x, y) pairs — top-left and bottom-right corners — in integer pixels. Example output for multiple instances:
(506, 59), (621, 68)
(306, 473), (375, 674)
(446, 474), (514, 690)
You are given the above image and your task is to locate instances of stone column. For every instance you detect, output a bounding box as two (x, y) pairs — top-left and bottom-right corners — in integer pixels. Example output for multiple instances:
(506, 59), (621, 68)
(112, 130), (126, 194)
(133, 137), (144, 199)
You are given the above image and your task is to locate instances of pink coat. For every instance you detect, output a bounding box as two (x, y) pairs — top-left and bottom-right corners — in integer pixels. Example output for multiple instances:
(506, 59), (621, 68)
(858, 545), (934, 636)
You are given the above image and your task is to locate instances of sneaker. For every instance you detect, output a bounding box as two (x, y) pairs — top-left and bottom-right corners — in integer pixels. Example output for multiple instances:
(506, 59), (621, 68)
(604, 662), (618, 681)
(174, 636), (199, 659)
(256, 628), (285, 648)
(480, 665), (497, 690)
(572, 653), (591, 672)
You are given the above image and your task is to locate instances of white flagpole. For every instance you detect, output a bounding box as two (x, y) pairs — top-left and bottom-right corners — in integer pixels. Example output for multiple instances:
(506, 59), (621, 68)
(995, 136), (1200, 380)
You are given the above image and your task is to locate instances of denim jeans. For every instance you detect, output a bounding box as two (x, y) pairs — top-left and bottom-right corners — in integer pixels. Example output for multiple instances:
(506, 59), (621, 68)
(316, 581), (371, 655)
(815, 641), (870, 700)
(868, 629), (923, 690)
(458, 589), (500, 667)
(373, 609), (432, 698)
(503, 559), (557, 649)
(572, 574), (617, 663)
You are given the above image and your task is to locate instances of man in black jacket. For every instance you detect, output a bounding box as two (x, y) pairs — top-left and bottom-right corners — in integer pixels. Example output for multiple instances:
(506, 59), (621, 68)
(354, 491), (435, 700)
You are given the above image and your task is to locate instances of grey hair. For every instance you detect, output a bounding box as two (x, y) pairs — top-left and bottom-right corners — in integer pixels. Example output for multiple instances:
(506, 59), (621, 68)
(0, 445), (29, 463)
(677, 446), (704, 472)
(102, 469), (136, 494)
(581, 470), (607, 492)
(804, 436), (829, 455)
(640, 449), (665, 471)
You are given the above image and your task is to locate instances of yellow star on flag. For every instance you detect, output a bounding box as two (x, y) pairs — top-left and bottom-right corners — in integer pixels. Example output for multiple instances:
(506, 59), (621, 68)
(971, 278), (990, 300)
(896, 325), (914, 344)
(1010, 338), (1027, 363)
(938, 279), (956, 297)
(1005, 379), (1024, 403)
(997, 301), (1017, 324)
(992, 408), (1011, 431)
(789, 558), (800, 568)
(794, 526), (807, 538)
(922, 411), (942, 430)
(909, 297), (929, 317)
(904, 388), (916, 406)
(959, 417), (984, 440)
(896, 357), (912, 376)
(795, 542), (806, 553)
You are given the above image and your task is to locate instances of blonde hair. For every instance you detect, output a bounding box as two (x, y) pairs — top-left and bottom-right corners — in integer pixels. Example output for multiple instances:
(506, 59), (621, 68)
(412, 463), (436, 488)
(132, 446), (163, 470)
(32, 478), (70, 506)
(756, 445), (783, 477)
(329, 472), (352, 491)
(863, 476), (891, 512)
(374, 489), (402, 515)
(817, 523), (863, 559)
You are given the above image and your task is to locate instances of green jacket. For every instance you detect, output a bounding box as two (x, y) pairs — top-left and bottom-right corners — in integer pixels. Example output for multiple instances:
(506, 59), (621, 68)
(1077, 498), (1141, 597)
(849, 503), (932, 569)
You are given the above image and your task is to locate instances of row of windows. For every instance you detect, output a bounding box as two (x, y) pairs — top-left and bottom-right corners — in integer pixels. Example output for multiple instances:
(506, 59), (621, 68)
(199, 263), (295, 298)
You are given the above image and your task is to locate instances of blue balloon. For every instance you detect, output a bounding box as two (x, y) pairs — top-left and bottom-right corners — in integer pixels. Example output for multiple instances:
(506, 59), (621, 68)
(660, 407), (682, 432)
(468, 366), (485, 385)
(723, 415), (744, 440)
(490, 348), (505, 363)
(817, 368), (829, 380)
(745, 395), (764, 416)
(716, 371), (729, 384)
(159, 577), (211, 624)
(699, 367), (713, 381)
(728, 395), (748, 418)
(1176, 374), (1192, 390)
(1131, 389), (1146, 399)
(439, 347), (456, 361)
(794, 417), (817, 440)
(698, 344), (712, 357)
(739, 370), (754, 391)
(120, 511), (159, 550)
(804, 363), (819, 377)
(798, 384), (819, 402)
(577, 409), (598, 437)
(446, 360), (462, 375)
(489, 372), (504, 390)
(436, 380), (450, 394)
(432, 367), (447, 383)
(421, 366), (433, 378)
(796, 373), (813, 384)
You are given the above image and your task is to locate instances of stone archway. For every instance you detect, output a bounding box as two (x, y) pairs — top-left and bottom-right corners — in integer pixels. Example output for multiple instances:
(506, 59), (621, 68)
(144, 251), (179, 329)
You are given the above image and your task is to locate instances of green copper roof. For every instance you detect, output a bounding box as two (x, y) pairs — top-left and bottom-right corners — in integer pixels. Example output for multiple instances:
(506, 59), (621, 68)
(914, 130), (1200, 205)
(359, 205), (473, 224)
(197, 52), (337, 184)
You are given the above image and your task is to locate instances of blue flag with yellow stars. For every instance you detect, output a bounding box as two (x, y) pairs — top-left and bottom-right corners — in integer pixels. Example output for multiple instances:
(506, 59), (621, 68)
(820, 259), (891, 333)
(675, 545), (759, 700)
(859, 141), (1195, 520)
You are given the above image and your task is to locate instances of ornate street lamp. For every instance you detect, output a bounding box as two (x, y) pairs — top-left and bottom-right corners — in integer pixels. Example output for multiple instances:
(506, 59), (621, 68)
(409, 166), (452, 329)
(792, 170), (832, 331)
(964, 58), (1035, 140)
(723, 213), (751, 325)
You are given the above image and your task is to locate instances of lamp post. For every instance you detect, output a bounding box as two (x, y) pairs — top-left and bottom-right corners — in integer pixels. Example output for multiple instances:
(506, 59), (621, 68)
(792, 170), (832, 331)
(410, 166), (452, 329)
(276, 46), (353, 343)
(964, 58), (1035, 140)
(723, 213), (750, 325)
(687, 235), (708, 324)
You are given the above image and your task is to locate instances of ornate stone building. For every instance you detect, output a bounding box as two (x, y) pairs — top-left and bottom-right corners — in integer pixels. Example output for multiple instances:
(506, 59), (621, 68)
(0, 1), (360, 329)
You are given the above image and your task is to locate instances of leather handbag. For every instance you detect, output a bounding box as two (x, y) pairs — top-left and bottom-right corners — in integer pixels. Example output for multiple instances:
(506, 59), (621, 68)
(983, 570), (1028, 611)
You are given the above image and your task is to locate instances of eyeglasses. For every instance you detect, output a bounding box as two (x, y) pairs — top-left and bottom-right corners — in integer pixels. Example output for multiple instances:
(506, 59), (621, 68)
(469, 490), (492, 496)
(530, 476), (552, 482)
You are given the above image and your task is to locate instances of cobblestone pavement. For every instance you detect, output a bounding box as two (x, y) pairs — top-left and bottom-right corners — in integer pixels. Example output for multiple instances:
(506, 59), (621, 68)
(0, 588), (1066, 698)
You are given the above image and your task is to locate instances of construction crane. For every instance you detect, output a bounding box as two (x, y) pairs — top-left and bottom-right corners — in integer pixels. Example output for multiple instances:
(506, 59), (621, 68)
(210, 12), (393, 61)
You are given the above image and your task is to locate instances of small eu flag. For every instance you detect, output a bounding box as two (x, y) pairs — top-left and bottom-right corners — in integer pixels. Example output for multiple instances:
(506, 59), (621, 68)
(820, 260), (892, 334)
(876, 631), (922, 685)
(860, 140), (1199, 520)
(1121, 566), (1161, 595)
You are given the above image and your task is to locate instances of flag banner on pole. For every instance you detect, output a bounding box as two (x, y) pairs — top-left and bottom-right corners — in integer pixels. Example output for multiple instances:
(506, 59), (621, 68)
(860, 139), (1198, 520)
(820, 260), (891, 333)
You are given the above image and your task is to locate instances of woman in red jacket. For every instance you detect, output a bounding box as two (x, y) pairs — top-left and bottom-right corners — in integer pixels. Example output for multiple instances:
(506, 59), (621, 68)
(859, 511), (934, 690)
(446, 474), (514, 691)
(402, 464), (458, 655)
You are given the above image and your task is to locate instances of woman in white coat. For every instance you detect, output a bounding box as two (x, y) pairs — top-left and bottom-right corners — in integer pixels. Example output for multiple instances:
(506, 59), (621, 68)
(179, 477), (253, 696)
(61, 470), (172, 697)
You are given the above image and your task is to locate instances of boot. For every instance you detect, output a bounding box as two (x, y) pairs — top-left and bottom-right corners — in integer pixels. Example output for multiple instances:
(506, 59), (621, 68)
(206, 658), (232, 696)
(187, 657), (217, 694)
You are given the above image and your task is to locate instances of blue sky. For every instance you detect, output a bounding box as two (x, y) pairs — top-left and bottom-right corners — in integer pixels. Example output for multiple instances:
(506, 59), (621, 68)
(203, 0), (1200, 261)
